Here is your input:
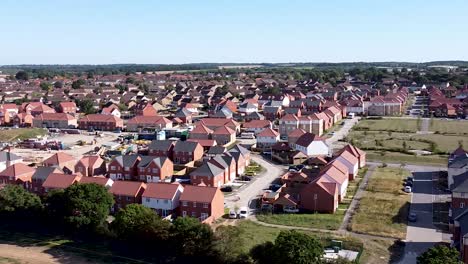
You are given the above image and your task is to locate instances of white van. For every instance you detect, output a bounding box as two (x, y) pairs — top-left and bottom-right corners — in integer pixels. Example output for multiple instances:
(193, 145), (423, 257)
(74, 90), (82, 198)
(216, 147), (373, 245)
(239, 207), (249, 218)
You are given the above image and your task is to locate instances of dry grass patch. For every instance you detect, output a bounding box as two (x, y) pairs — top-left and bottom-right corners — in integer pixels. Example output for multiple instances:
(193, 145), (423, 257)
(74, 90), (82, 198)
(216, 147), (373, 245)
(350, 167), (411, 239)
(354, 118), (419, 132)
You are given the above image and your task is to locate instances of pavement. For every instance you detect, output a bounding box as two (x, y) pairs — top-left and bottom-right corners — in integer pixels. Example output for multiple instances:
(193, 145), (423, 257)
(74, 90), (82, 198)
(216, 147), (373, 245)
(326, 117), (359, 152)
(397, 165), (451, 264)
(224, 155), (285, 210)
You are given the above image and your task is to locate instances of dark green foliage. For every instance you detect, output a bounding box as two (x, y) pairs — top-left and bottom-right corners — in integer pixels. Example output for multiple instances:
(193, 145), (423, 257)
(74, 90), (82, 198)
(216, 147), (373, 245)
(0, 185), (42, 215)
(71, 79), (85, 89)
(76, 99), (96, 114)
(417, 245), (460, 264)
(170, 217), (214, 257)
(250, 230), (324, 264)
(54, 81), (64, 88)
(15, 70), (29, 81)
(112, 204), (170, 242)
(47, 183), (114, 231)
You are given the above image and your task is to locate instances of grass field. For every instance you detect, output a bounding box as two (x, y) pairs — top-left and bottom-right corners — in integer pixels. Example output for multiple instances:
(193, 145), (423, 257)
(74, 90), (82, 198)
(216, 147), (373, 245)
(235, 220), (402, 264)
(350, 167), (411, 239)
(0, 128), (47, 142)
(430, 119), (468, 135)
(366, 151), (447, 165)
(256, 209), (345, 230)
(354, 118), (419, 132)
(412, 134), (468, 153)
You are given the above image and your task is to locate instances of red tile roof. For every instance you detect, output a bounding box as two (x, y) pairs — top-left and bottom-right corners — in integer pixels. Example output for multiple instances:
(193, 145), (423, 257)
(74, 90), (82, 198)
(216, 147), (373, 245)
(142, 182), (182, 200)
(179, 185), (220, 203)
(44, 152), (75, 165)
(42, 173), (81, 189)
(257, 127), (280, 137)
(109, 181), (146, 197)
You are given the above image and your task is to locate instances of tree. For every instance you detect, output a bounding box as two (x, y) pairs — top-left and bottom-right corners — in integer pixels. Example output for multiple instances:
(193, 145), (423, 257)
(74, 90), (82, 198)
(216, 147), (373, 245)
(417, 245), (459, 264)
(40, 82), (52, 91)
(76, 99), (96, 115)
(48, 183), (114, 231)
(111, 204), (170, 242)
(71, 79), (85, 89)
(213, 225), (246, 263)
(15, 71), (29, 81)
(273, 230), (323, 264)
(170, 217), (214, 257)
(54, 81), (64, 88)
(0, 185), (43, 216)
(250, 230), (323, 264)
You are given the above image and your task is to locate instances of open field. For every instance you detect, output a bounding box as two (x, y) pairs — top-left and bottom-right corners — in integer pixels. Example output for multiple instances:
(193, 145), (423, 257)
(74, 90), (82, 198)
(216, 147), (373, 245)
(0, 128), (47, 142)
(354, 118), (419, 132)
(235, 220), (402, 264)
(412, 134), (468, 153)
(430, 119), (468, 135)
(366, 151), (447, 165)
(256, 210), (345, 230)
(350, 167), (411, 239)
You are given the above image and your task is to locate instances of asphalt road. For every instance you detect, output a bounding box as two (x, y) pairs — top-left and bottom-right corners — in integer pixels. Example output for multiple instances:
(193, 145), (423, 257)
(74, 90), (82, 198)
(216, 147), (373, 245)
(224, 155), (285, 211)
(398, 165), (450, 264)
(326, 117), (359, 152)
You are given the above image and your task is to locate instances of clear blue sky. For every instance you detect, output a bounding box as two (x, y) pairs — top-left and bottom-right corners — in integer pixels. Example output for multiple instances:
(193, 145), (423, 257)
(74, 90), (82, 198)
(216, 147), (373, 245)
(1, 0), (467, 64)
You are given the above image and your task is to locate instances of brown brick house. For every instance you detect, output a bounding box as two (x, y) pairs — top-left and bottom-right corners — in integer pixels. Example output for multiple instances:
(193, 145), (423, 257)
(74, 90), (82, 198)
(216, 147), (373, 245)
(173, 141), (203, 165)
(126, 116), (172, 132)
(32, 113), (78, 129)
(43, 152), (76, 174)
(75, 155), (106, 177)
(148, 140), (175, 159)
(136, 156), (173, 183)
(78, 114), (124, 131)
(190, 161), (225, 187)
(31, 166), (62, 195)
(212, 126), (236, 146)
(108, 155), (141, 181)
(109, 181), (147, 212)
(179, 185), (224, 224)
(42, 173), (82, 192)
(0, 163), (36, 188)
(58, 102), (77, 114)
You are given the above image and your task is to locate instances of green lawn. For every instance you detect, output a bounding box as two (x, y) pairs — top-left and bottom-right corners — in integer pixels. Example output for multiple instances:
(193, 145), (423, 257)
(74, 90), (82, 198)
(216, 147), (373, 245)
(256, 210), (345, 230)
(430, 119), (468, 135)
(0, 128), (47, 142)
(235, 220), (398, 264)
(366, 151), (448, 166)
(412, 134), (468, 153)
(354, 118), (419, 133)
(350, 167), (411, 239)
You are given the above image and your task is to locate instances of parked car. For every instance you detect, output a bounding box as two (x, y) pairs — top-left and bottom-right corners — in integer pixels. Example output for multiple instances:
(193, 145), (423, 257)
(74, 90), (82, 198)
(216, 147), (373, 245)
(270, 184), (282, 191)
(407, 176), (414, 182)
(239, 207), (249, 218)
(296, 164), (305, 171)
(229, 210), (237, 219)
(405, 181), (413, 187)
(241, 175), (253, 181)
(408, 212), (417, 222)
(221, 186), (233, 192)
(404, 186), (412, 193)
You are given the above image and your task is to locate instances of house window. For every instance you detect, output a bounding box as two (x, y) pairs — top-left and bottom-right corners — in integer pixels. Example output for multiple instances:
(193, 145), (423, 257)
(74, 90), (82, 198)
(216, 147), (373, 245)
(182, 201), (188, 206)
(201, 213), (208, 220)
(203, 203), (208, 208)
(111, 166), (116, 170)
(140, 168), (145, 172)
(164, 199), (168, 204)
(146, 198), (150, 203)
(191, 212), (197, 217)
(140, 175), (145, 181)
(126, 196), (131, 201)
(193, 202), (197, 208)
(125, 167), (130, 171)
(461, 202), (465, 209)
(152, 168), (158, 173)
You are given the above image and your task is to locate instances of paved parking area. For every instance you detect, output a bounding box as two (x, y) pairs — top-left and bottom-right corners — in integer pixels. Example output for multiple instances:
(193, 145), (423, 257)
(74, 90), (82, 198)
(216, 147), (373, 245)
(398, 165), (450, 264)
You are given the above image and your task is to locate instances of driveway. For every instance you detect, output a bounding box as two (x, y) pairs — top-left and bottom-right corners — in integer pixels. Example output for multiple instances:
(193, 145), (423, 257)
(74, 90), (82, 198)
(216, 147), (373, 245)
(326, 117), (359, 151)
(398, 165), (450, 264)
(224, 155), (285, 210)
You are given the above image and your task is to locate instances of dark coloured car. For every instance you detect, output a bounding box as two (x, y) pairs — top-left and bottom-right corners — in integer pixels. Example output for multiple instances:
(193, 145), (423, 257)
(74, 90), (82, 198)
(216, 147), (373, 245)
(221, 186), (233, 192)
(408, 212), (417, 222)
(407, 176), (414, 182)
(241, 175), (253, 181)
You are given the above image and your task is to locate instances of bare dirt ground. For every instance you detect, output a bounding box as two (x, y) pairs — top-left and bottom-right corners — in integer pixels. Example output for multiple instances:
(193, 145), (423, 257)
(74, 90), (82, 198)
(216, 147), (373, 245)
(0, 243), (93, 264)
